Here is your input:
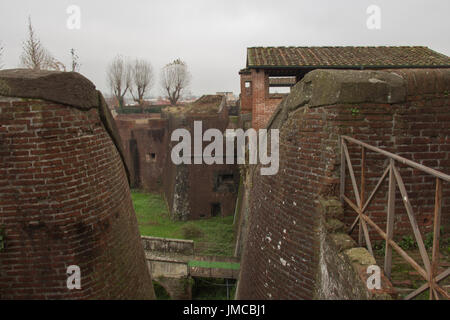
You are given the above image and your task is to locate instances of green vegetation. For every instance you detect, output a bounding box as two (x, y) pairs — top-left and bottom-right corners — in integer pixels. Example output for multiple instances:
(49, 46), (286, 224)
(372, 229), (450, 300)
(152, 281), (171, 300)
(180, 223), (204, 238)
(350, 107), (360, 116)
(132, 191), (235, 256)
(192, 278), (236, 300)
(398, 235), (415, 250)
(188, 260), (240, 270)
(373, 227), (449, 255)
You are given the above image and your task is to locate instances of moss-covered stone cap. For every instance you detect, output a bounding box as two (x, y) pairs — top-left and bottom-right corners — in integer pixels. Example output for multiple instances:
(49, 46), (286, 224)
(0, 68), (130, 184)
(0, 68), (98, 110)
(345, 247), (377, 266)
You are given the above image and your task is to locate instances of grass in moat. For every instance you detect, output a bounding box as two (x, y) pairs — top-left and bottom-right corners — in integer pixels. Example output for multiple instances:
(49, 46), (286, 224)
(188, 260), (240, 270)
(132, 190), (235, 256)
(191, 278), (237, 300)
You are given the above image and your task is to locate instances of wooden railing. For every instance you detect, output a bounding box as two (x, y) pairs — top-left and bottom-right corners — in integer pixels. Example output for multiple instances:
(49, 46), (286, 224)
(340, 136), (449, 300)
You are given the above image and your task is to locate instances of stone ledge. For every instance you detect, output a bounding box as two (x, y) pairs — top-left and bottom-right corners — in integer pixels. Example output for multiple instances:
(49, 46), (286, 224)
(317, 196), (397, 299)
(0, 69), (98, 110)
(285, 69), (407, 111)
(318, 197), (344, 220)
(0, 68), (130, 184)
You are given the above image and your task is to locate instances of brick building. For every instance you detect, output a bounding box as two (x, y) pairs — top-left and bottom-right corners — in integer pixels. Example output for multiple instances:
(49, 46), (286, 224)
(114, 95), (240, 221)
(115, 113), (168, 191)
(162, 95), (240, 221)
(239, 46), (450, 129)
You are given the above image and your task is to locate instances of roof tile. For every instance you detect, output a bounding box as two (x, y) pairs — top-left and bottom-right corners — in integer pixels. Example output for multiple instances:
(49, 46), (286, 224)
(247, 46), (450, 68)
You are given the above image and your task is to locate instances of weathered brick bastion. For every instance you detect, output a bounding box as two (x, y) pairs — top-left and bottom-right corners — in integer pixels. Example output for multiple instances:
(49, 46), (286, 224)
(115, 95), (240, 221)
(162, 96), (240, 220)
(0, 69), (154, 299)
(236, 68), (450, 299)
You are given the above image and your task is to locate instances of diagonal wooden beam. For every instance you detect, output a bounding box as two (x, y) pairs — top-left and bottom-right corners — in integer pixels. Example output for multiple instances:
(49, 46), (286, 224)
(353, 205), (429, 281)
(404, 265), (450, 300)
(348, 165), (389, 235)
(348, 215), (360, 234)
(341, 136), (450, 183)
(360, 217), (374, 256)
(385, 159), (396, 280)
(343, 142), (361, 207)
(433, 288), (440, 300)
(359, 147), (366, 247)
(392, 165), (432, 275)
(433, 283), (450, 300)
(361, 165), (390, 213)
(340, 137), (346, 203)
(405, 282), (430, 300)
(431, 178), (442, 291)
(343, 195), (359, 214)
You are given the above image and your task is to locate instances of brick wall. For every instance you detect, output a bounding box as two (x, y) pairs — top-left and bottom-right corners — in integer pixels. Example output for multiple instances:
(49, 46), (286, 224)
(239, 69), (286, 130)
(162, 97), (240, 220)
(237, 68), (450, 299)
(0, 69), (154, 299)
(239, 71), (252, 114)
(115, 115), (168, 191)
(114, 96), (240, 221)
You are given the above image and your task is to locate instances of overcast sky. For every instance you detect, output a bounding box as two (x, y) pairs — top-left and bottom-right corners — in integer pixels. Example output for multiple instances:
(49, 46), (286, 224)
(0, 0), (449, 97)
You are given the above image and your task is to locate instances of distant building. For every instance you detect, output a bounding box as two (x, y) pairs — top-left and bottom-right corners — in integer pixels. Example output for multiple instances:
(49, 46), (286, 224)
(216, 92), (237, 102)
(240, 46), (450, 129)
(114, 95), (240, 221)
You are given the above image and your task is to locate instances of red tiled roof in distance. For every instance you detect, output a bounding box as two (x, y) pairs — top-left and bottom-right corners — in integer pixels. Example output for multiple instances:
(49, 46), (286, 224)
(246, 46), (450, 68)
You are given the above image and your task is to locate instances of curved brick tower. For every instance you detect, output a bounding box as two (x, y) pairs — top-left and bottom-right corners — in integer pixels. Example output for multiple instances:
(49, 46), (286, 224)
(236, 68), (450, 299)
(0, 69), (154, 299)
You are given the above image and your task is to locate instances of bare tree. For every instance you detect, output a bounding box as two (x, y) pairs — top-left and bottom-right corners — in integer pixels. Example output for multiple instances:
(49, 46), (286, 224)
(160, 59), (191, 105)
(129, 59), (153, 107)
(20, 17), (62, 70)
(107, 55), (131, 109)
(70, 48), (81, 72)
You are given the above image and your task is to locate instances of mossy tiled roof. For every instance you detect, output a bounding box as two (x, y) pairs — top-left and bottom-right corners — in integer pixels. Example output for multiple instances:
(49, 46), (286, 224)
(247, 46), (450, 68)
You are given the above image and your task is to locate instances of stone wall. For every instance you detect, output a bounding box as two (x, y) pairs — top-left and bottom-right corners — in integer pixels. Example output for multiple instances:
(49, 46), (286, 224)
(239, 69), (253, 114)
(236, 68), (450, 299)
(315, 197), (395, 299)
(142, 236), (194, 255)
(0, 69), (154, 299)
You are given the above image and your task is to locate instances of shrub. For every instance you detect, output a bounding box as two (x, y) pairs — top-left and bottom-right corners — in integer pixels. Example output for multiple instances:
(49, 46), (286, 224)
(399, 235), (416, 250)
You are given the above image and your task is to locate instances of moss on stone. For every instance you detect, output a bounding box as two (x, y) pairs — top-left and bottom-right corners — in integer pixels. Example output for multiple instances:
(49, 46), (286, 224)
(318, 197), (344, 219)
(330, 233), (356, 252)
(0, 80), (10, 96)
(345, 247), (376, 266)
(325, 218), (345, 233)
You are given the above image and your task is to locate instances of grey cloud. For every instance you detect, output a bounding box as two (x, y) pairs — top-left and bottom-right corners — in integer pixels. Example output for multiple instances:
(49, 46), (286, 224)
(0, 0), (448, 97)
